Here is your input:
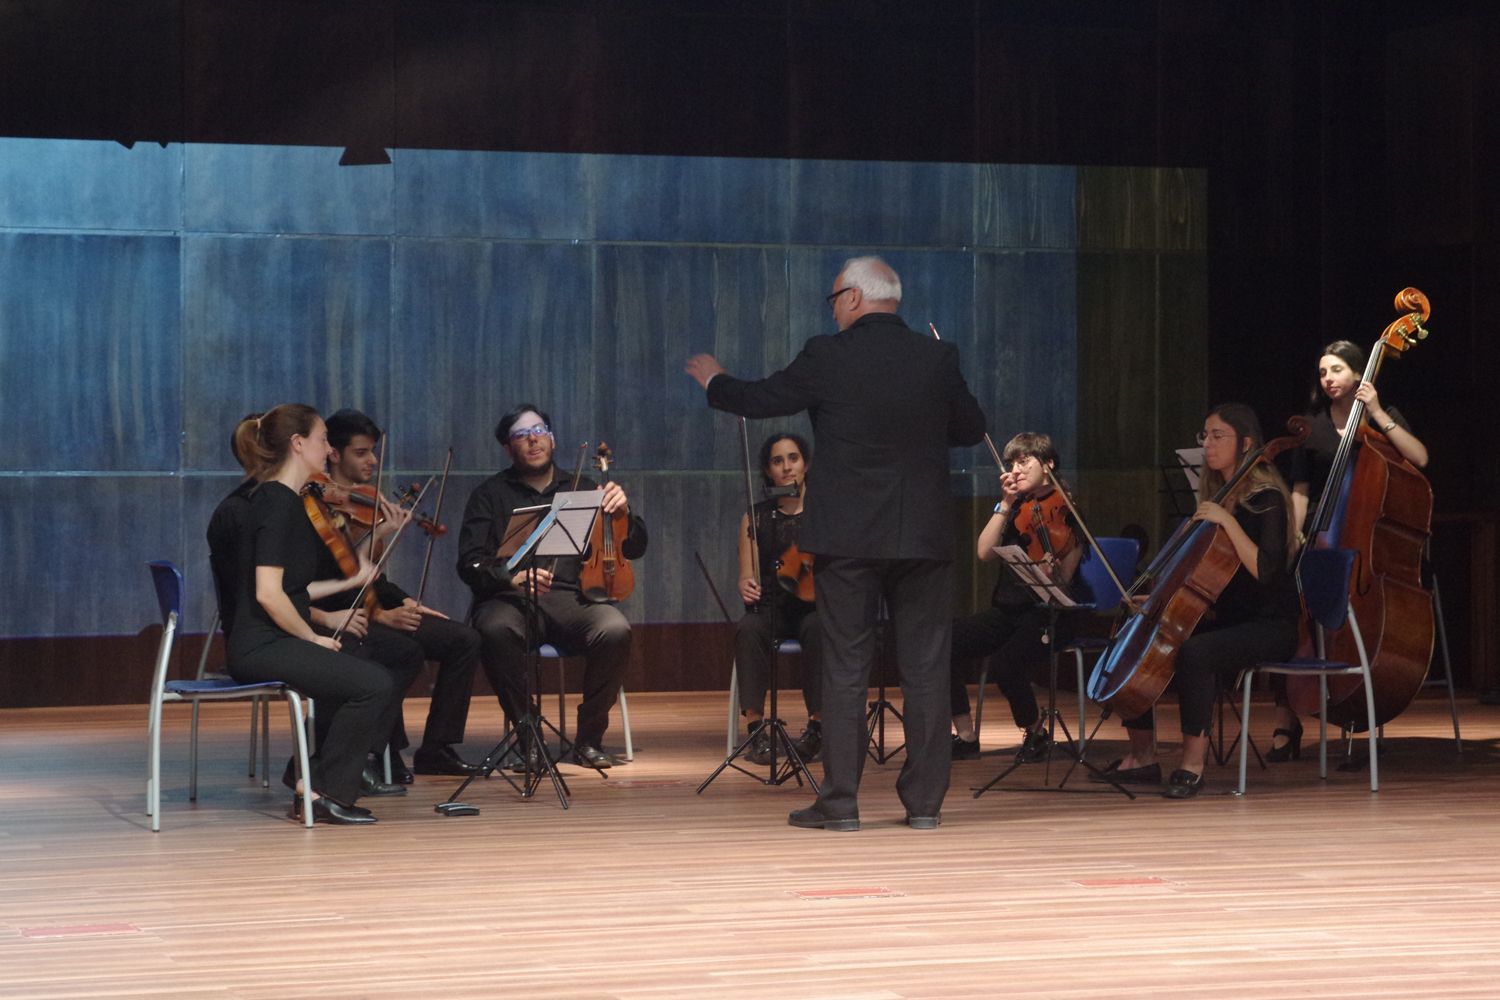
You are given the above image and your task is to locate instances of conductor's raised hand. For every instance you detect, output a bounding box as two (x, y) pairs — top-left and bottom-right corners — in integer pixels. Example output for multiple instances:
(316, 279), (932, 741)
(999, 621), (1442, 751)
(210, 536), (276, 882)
(685, 354), (727, 390)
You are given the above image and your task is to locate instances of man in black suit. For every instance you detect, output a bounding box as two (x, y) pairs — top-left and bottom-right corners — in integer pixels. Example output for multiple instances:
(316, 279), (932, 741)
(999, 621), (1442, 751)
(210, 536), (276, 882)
(687, 256), (987, 830)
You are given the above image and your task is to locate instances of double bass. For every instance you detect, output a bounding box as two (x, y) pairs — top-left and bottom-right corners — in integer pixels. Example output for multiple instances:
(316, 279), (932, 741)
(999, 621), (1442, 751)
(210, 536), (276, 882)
(1088, 423), (1309, 720)
(1289, 288), (1434, 729)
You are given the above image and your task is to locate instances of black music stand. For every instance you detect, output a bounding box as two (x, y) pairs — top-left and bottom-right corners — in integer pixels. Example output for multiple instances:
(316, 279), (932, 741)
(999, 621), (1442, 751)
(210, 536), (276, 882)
(972, 546), (1134, 799)
(437, 491), (602, 815)
(865, 609), (904, 764)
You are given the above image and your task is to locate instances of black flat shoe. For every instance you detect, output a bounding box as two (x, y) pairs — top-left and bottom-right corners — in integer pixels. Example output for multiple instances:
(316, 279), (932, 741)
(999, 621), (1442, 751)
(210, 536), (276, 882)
(905, 814), (941, 830)
(788, 805), (860, 832)
(572, 744), (614, 769)
(1015, 728), (1051, 763)
(413, 744), (485, 776)
(1266, 717), (1304, 763)
(1088, 759), (1162, 785)
(360, 768), (408, 796)
(1162, 769), (1204, 799)
(388, 751), (415, 784)
(951, 734), (981, 761)
(290, 795), (378, 825)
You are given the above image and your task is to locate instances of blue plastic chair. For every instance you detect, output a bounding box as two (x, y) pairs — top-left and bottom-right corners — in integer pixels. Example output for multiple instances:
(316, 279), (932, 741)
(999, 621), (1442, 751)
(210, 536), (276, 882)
(145, 561), (315, 830)
(974, 536), (1139, 752)
(1237, 547), (1379, 794)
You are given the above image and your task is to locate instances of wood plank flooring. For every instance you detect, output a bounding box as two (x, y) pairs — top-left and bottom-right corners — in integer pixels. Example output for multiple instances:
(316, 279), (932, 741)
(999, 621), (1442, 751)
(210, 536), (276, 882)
(2, 691), (1499, 999)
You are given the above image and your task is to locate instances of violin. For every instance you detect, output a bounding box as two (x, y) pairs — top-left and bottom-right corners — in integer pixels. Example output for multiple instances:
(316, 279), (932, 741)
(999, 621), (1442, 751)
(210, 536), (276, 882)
(774, 542), (815, 602)
(308, 471), (447, 540)
(579, 442), (636, 604)
(301, 481), (377, 616)
(1012, 487), (1077, 567)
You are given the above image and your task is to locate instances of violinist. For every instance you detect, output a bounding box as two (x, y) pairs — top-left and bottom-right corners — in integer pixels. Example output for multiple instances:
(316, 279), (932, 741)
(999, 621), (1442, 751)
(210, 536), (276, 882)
(1270, 340), (1430, 761)
(735, 433), (823, 765)
(950, 433), (1082, 763)
(457, 404), (648, 770)
(322, 409), (484, 780)
(1103, 404), (1300, 798)
(216, 405), (396, 824)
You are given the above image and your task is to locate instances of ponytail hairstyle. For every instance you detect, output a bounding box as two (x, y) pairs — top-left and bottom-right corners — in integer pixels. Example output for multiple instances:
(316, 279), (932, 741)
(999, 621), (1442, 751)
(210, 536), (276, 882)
(1199, 402), (1298, 566)
(1310, 340), (1366, 411)
(232, 403), (321, 481)
(228, 412), (263, 476)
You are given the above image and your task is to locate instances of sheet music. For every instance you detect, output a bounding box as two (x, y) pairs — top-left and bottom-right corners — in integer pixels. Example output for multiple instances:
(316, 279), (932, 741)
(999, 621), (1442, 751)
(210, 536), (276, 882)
(1174, 447), (1204, 491)
(993, 544), (1077, 607)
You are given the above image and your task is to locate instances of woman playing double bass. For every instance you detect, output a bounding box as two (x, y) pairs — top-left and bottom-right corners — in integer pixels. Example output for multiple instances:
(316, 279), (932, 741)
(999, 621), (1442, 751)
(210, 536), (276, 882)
(1103, 404), (1301, 798)
(1268, 340), (1430, 760)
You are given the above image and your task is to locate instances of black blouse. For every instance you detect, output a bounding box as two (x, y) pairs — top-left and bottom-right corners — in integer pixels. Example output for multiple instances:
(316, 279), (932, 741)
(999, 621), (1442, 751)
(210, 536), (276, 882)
(1287, 406), (1411, 517)
(1214, 486), (1300, 624)
(228, 481), (326, 656)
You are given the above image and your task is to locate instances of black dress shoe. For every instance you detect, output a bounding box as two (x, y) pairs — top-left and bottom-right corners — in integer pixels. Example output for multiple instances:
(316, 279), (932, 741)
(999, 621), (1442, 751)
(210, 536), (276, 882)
(1162, 769), (1204, 799)
(1016, 728), (1051, 763)
(793, 722), (823, 762)
(413, 744), (485, 776)
(951, 734), (981, 761)
(572, 744), (613, 769)
(905, 814), (941, 830)
(290, 795), (378, 825)
(788, 804), (860, 831)
(388, 751), (415, 784)
(1266, 717), (1304, 763)
(360, 768), (408, 796)
(747, 722), (774, 766)
(1088, 759), (1162, 785)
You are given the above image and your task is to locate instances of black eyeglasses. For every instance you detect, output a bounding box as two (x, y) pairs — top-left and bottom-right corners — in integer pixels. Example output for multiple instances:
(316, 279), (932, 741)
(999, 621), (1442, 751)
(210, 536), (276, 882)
(825, 286), (854, 306)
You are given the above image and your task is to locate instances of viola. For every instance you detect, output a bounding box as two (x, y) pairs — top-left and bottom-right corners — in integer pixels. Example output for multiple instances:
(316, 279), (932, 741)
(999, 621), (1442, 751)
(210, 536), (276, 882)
(1088, 424), (1308, 720)
(1289, 287), (1434, 729)
(579, 442), (636, 604)
(1013, 487), (1077, 566)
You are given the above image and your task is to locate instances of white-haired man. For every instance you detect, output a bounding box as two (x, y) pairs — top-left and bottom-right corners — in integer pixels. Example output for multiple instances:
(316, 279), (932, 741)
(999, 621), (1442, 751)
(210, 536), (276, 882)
(686, 256), (987, 830)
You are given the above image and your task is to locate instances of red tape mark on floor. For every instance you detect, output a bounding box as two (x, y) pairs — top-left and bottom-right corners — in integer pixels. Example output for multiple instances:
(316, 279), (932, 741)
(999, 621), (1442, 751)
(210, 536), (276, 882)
(22, 923), (141, 938)
(793, 887), (904, 899)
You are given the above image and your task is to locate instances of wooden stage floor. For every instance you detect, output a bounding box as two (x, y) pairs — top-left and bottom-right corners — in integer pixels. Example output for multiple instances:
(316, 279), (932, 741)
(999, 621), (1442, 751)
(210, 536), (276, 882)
(3, 690), (1499, 999)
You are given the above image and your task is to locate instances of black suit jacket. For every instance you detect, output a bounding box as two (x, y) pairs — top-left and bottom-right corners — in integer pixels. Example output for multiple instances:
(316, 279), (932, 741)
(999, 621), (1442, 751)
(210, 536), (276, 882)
(707, 312), (986, 560)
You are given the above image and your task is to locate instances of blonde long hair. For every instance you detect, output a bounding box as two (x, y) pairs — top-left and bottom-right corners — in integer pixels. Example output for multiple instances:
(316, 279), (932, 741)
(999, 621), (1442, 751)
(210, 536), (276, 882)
(1198, 403), (1298, 567)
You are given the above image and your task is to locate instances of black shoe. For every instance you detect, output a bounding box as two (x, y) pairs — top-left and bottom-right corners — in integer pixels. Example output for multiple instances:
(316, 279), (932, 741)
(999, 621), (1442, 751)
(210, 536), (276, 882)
(290, 795), (378, 825)
(571, 744), (613, 769)
(1266, 717), (1304, 763)
(747, 721), (774, 766)
(360, 768), (408, 796)
(1088, 759), (1162, 785)
(793, 721), (823, 762)
(1162, 769), (1204, 799)
(413, 744), (485, 776)
(788, 804), (860, 832)
(951, 733), (981, 761)
(387, 750), (415, 784)
(905, 814), (941, 829)
(1016, 727), (1051, 763)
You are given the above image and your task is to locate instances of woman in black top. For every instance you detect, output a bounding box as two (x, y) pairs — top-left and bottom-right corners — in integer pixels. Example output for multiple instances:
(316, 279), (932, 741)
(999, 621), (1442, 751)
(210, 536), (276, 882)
(735, 433), (823, 764)
(226, 404), (392, 825)
(1274, 341), (1430, 759)
(1102, 404), (1301, 798)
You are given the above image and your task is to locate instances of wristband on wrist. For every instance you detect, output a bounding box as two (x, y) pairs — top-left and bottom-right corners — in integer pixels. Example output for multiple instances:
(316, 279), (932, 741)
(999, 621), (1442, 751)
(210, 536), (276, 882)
(1382, 420), (1397, 433)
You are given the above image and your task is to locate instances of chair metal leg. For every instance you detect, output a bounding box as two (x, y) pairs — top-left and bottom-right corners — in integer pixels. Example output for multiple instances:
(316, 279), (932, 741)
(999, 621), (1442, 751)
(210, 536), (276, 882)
(1431, 573), (1462, 752)
(148, 696), (163, 831)
(1238, 670), (1254, 795)
(726, 661), (740, 756)
(382, 745), (392, 784)
(1362, 669), (1380, 793)
(556, 658), (568, 747)
(618, 687), (634, 761)
(1317, 675), (1330, 779)
(189, 700), (202, 802)
(247, 695), (259, 776)
(260, 697), (271, 788)
(972, 661), (991, 741)
(287, 693), (314, 829)
(1072, 650), (1088, 754)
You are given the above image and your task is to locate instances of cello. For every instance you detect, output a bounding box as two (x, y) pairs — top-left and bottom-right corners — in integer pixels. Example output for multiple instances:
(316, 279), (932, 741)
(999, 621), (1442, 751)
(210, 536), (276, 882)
(1088, 421), (1309, 720)
(1288, 288), (1434, 729)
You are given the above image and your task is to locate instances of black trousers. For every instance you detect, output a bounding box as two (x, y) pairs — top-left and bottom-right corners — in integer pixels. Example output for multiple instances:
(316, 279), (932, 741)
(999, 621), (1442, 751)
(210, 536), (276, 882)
(319, 621), (425, 756)
(228, 636), (394, 805)
(388, 614), (483, 751)
(948, 604), (1050, 729)
(734, 600), (822, 718)
(813, 556), (953, 821)
(471, 589), (631, 748)
(1124, 617), (1299, 737)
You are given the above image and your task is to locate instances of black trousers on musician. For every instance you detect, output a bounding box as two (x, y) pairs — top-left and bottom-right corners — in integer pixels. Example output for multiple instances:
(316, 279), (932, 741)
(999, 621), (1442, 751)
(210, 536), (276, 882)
(388, 614), (483, 752)
(471, 589), (631, 749)
(228, 637), (394, 805)
(734, 600), (823, 718)
(320, 621), (425, 756)
(1122, 616), (1299, 737)
(813, 556), (954, 822)
(948, 604), (1051, 729)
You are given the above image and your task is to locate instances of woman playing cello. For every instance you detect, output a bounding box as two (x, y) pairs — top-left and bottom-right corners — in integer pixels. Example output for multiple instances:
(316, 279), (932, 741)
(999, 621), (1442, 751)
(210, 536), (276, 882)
(1268, 340), (1430, 760)
(1102, 404), (1301, 798)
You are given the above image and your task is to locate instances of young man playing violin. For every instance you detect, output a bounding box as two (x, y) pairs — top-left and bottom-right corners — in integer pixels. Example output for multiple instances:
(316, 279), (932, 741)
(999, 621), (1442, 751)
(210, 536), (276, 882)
(321, 409), (485, 781)
(950, 432), (1084, 763)
(457, 404), (648, 769)
(735, 432), (823, 764)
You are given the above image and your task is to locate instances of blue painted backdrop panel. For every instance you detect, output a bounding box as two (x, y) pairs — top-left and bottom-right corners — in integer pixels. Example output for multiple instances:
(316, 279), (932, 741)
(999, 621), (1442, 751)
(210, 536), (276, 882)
(181, 235), (393, 470)
(597, 244), (794, 472)
(391, 240), (595, 472)
(0, 138), (183, 232)
(976, 164), (1078, 249)
(790, 159), (974, 247)
(393, 150), (594, 240)
(0, 233), (181, 471)
(593, 155), (790, 245)
(184, 144), (394, 235)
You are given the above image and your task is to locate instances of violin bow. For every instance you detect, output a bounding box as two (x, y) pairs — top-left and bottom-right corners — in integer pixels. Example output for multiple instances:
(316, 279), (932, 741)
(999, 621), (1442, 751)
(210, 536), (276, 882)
(334, 475), (435, 643)
(928, 323), (1005, 467)
(414, 446), (453, 607)
(738, 417), (761, 583)
(1040, 464), (1133, 611)
(366, 430), (389, 562)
